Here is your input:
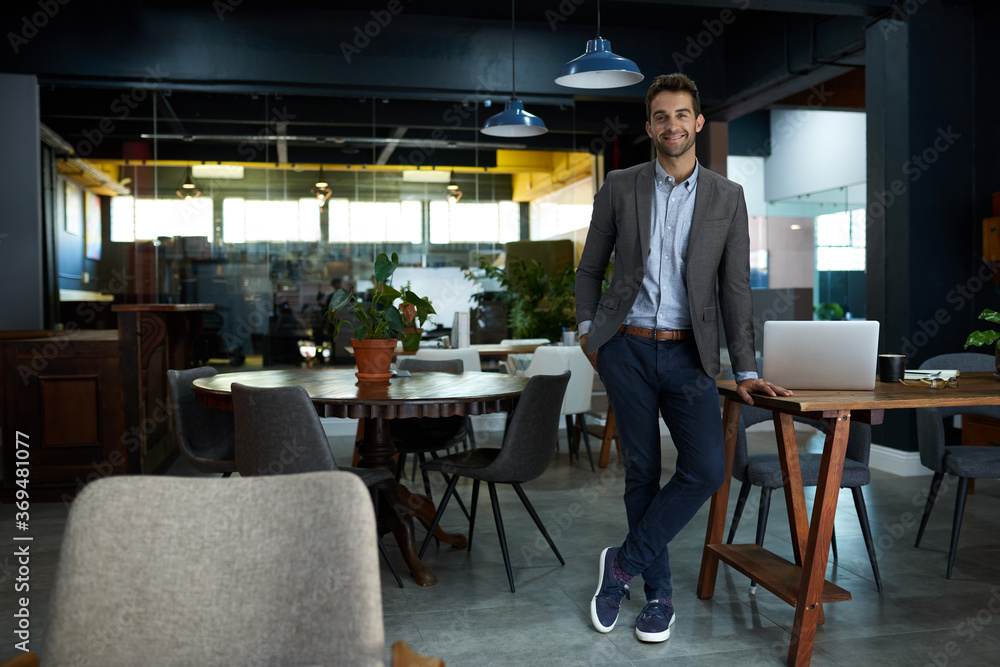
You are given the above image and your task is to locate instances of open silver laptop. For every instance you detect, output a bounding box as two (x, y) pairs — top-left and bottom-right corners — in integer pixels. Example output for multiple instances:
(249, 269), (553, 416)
(762, 320), (881, 390)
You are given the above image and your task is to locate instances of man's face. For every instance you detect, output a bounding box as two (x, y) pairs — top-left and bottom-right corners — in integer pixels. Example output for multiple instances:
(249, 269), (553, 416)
(645, 91), (705, 160)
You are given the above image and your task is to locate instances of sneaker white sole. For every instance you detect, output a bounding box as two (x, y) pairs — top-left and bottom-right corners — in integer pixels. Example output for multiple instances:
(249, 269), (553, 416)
(590, 547), (617, 633)
(635, 610), (676, 643)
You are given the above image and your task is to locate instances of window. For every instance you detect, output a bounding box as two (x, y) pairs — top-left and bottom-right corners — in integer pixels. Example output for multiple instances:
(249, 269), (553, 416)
(428, 201), (519, 244)
(110, 196), (214, 242)
(327, 201), (422, 244)
(222, 198), (320, 243)
(815, 209), (866, 271)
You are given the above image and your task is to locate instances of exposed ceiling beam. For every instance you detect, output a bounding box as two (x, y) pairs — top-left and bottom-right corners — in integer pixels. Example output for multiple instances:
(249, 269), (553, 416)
(376, 127), (408, 166)
(625, 0), (893, 17)
(139, 133), (530, 151)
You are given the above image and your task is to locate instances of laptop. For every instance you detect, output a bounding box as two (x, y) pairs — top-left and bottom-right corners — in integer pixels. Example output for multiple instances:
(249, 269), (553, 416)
(762, 320), (881, 390)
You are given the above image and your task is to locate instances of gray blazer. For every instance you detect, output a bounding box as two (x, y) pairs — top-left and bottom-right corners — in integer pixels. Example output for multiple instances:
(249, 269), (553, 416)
(576, 160), (756, 378)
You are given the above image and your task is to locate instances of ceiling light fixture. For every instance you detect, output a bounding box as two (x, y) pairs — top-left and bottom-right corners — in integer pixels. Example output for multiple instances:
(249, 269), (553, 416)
(482, 0), (547, 138)
(176, 168), (201, 199)
(311, 166), (332, 207)
(315, 166), (329, 189)
(554, 0), (643, 89)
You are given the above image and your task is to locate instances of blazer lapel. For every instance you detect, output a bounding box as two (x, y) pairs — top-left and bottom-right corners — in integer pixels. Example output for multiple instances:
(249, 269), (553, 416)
(635, 161), (654, 261)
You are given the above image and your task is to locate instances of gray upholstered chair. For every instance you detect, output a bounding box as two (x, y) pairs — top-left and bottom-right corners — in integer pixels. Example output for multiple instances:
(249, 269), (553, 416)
(231, 382), (404, 588)
(419, 371), (571, 592)
(393, 357), (468, 493)
(726, 360), (882, 592)
(40, 472), (388, 666)
(166, 367), (237, 476)
(915, 352), (1000, 578)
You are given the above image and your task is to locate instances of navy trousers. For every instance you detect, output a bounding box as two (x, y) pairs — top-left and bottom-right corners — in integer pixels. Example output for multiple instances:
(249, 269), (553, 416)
(597, 331), (726, 601)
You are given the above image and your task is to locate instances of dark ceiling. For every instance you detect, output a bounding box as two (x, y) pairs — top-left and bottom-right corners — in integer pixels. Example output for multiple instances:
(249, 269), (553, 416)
(2, 0), (986, 172)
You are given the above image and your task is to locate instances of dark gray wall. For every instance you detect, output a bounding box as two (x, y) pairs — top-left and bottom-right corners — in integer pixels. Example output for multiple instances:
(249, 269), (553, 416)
(0, 73), (43, 329)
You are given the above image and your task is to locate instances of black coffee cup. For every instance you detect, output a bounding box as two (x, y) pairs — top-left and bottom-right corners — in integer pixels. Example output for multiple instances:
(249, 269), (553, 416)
(878, 354), (906, 383)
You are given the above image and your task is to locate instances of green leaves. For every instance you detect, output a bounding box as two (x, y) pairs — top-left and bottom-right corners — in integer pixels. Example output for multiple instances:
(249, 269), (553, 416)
(979, 308), (1000, 324)
(963, 309), (1000, 349)
(964, 329), (1000, 349)
(324, 252), (434, 341)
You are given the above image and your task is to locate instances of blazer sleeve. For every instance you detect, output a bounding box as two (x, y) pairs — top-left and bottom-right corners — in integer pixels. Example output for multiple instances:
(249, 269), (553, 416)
(576, 172), (617, 327)
(716, 185), (757, 376)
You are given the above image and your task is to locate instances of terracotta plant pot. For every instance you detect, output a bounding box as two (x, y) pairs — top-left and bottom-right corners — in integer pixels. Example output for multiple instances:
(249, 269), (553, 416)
(401, 327), (423, 352)
(352, 338), (397, 382)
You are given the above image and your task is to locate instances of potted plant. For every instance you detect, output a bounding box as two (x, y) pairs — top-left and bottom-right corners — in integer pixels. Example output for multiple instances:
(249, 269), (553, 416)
(468, 258), (576, 342)
(398, 282), (436, 351)
(325, 252), (432, 381)
(963, 308), (1000, 376)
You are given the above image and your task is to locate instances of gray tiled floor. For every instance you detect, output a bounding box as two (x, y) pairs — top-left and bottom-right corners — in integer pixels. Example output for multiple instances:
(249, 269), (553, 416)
(4, 424), (1000, 665)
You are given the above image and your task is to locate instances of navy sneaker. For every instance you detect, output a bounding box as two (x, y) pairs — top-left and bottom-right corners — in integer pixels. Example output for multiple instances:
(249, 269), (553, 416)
(591, 546), (630, 633)
(634, 599), (675, 642)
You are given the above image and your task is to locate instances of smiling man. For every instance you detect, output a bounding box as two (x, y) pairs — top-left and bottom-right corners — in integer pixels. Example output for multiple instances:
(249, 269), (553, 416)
(576, 73), (790, 643)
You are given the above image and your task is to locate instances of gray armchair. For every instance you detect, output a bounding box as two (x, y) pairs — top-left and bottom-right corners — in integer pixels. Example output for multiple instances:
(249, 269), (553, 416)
(231, 382), (404, 588)
(419, 371), (571, 592)
(915, 352), (1000, 578)
(41, 473), (391, 666)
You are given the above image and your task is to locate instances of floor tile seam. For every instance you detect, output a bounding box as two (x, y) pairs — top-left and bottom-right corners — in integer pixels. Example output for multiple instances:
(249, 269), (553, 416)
(809, 625), (968, 645)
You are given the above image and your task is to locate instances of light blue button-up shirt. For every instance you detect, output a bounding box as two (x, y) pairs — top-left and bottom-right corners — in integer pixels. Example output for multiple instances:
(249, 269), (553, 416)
(625, 159), (698, 330)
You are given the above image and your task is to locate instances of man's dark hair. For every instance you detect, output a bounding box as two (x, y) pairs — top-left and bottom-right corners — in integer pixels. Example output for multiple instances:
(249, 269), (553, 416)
(645, 73), (702, 120)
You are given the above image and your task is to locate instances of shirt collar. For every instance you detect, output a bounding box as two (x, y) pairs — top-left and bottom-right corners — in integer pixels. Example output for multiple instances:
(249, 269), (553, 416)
(654, 158), (700, 191)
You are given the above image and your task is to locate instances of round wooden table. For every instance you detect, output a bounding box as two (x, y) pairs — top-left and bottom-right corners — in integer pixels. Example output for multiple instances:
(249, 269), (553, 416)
(193, 368), (528, 586)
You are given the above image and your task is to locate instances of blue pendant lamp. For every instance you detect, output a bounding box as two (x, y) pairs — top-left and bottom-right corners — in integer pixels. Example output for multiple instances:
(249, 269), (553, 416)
(555, 0), (643, 89)
(482, 0), (547, 137)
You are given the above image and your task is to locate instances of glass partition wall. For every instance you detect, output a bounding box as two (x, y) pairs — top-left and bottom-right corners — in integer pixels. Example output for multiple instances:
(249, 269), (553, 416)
(96, 162), (518, 367)
(766, 182), (867, 319)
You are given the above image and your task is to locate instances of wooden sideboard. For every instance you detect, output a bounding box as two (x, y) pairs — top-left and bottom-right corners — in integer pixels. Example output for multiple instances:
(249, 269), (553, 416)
(1, 330), (124, 502)
(1, 304), (214, 501)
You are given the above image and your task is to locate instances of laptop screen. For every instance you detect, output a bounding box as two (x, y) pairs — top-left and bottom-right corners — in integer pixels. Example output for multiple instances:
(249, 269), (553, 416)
(762, 320), (881, 390)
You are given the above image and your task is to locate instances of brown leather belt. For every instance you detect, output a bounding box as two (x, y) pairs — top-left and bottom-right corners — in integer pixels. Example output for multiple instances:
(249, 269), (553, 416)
(618, 324), (691, 341)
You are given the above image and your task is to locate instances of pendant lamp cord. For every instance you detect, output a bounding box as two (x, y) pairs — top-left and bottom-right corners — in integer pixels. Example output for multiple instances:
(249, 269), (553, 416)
(596, 0), (601, 38)
(510, 0), (516, 100)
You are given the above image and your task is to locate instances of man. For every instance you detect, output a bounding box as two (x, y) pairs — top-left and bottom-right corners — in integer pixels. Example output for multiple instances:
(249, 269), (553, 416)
(576, 73), (791, 643)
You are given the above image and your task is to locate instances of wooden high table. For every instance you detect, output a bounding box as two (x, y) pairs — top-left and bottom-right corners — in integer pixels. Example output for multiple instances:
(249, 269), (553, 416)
(699, 372), (1000, 666)
(193, 368), (528, 587)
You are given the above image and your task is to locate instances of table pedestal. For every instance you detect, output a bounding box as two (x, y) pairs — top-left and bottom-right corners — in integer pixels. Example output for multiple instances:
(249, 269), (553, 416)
(358, 416), (467, 587)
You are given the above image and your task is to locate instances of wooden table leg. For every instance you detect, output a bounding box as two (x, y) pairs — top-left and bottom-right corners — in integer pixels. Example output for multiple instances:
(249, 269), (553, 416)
(787, 410), (851, 666)
(598, 409), (618, 469)
(697, 396), (741, 599)
(357, 416), (467, 587)
(775, 412), (825, 627)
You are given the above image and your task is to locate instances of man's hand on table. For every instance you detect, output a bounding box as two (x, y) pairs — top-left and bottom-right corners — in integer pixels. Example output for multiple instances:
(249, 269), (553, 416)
(579, 334), (598, 369)
(736, 378), (793, 406)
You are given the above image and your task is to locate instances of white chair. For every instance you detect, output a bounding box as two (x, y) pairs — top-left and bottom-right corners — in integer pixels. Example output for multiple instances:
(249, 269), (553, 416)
(498, 339), (550, 374)
(518, 346), (596, 471)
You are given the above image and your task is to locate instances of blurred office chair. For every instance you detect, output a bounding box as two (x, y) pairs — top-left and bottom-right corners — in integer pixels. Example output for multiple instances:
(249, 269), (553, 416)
(232, 383), (404, 588)
(166, 367), (238, 476)
(726, 361), (882, 592)
(392, 357), (471, 520)
(915, 352), (1000, 578)
(518, 346), (596, 471)
(415, 347), (481, 447)
(419, 372), (571, 592)
(36, 473), (441, 666)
